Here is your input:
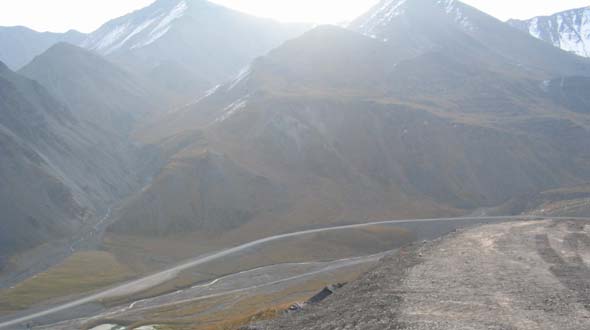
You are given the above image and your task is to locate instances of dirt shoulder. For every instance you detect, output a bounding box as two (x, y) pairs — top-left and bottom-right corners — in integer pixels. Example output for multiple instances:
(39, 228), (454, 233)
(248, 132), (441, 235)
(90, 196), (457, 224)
(257, 219), (590, 330)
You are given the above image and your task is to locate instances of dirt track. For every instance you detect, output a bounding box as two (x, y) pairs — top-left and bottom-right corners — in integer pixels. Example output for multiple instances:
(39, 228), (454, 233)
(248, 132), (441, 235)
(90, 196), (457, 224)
(258, 220), (590, 329)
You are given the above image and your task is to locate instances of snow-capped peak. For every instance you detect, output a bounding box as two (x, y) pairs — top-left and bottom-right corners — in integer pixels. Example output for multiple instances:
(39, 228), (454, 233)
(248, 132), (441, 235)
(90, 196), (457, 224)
(354, 0), (408, 35)
(351, 0), (474, 39)
(439, 0), (475, 31)
(508, 7), (590, 58)
(432, 0), (475, 31)
(82, 0), (189, 55)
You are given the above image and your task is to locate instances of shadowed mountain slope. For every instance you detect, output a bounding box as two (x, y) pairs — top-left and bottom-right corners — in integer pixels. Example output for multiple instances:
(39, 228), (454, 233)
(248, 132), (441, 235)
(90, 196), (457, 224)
(0, 26), (85, 70)
(19, 43), (164, 135)
(110, 1), (590, 239)
(81, 0), (310, 104)
(0, 0), (308, 260)
(0, 61), (144, 256)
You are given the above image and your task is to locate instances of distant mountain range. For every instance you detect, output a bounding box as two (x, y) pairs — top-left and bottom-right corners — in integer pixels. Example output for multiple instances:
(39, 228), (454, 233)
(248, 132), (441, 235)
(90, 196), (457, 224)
(0, 27), (85, 70)
(0, 0), (310, 258)
(0, 60), (145, 254)
(1, 0), (590, 263)
(110, 0), (590, 238)
(0, 0), (309, 104)
(82, 0), (308, 75)
(508, 6), (590, 58)
(19, 43), (164, 135)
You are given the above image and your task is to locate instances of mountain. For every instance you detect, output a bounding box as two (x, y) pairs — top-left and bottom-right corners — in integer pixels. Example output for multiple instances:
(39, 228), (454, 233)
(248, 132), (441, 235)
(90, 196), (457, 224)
(255, 220), (590, 330)
(0, 61), (82, 254)
(0, 26), (85, 70)
(19, 43), (164, 135)
(0, 2), (258, 260)
(0, 61), (144, 256)
(109, 0), (590, 240)
(349, 0), (590, 76)
(80, 0), (310, 104)
(508, 7), (590, 58)
(1, 0), (310, 106)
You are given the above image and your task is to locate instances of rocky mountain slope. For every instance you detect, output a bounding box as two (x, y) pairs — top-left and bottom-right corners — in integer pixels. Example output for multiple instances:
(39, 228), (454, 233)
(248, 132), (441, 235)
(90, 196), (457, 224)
(0, 27), (85, 70)
(0, 0), (310, 106)
(109, 0), (590, 239)
(509, 6), (590, 58)
(0, 0), (310, 264)
(19, 43), (164, 135)
(255, 219), (590, 330)
(81, 0), (310, 104)
(490, 184), (590, 218)
(350, 0), (590, 75)
(0, 61), (144, 257)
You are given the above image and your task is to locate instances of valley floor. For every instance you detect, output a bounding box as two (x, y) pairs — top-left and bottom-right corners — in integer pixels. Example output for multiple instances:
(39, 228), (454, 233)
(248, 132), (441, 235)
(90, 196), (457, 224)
(256, 219), (590, 330)
(0, 217), (525, 329)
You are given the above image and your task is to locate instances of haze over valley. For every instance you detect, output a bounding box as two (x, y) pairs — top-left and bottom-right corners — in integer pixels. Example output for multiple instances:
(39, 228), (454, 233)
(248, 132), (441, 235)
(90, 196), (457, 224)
(0, 0), (590, 329)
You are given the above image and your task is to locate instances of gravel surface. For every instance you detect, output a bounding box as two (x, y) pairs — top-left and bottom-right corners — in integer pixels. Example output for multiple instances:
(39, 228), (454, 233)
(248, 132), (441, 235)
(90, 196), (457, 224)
(256, 220), (590, 330)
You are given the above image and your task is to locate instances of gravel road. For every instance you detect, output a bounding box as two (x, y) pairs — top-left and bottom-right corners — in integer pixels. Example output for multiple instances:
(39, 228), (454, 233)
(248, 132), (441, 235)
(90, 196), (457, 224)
(0, 216), (530, 329)
(257, 219), (590, 330)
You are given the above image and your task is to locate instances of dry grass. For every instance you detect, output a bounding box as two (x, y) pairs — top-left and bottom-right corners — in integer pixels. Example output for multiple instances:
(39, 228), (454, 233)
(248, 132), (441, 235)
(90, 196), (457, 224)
(101, 225), (412, 308)
(83, 253), (373, 330)
(103, 233), (225, 274)
(116, 266), (369, 330)
(0, 251), (134, 313)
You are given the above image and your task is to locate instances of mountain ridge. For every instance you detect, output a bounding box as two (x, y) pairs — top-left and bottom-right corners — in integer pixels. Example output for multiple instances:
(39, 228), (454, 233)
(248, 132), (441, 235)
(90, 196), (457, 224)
(19, 42), (165, 135)
(111, 11), (590, 239)
(0, 53), (150, 257)
(350, 0), (590, 77)
(0, 26), (85, 69)
(79, 0), (311, 104)
(0, 0), (311, 106)
(508, 6), (590, 58)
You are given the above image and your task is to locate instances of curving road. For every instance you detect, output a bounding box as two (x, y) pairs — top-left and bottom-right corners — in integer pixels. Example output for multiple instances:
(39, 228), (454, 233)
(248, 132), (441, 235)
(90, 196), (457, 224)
(0, 215), (585, 329)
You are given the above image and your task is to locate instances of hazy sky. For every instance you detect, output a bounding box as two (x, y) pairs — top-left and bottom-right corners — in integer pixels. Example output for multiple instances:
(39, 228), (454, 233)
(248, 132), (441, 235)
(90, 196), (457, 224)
(0, 0), (588, 33)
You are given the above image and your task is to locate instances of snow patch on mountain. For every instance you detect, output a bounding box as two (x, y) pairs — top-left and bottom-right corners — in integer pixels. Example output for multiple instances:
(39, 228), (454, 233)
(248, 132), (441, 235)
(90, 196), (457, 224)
(106, 18), (158, 53)
(228, 66), (252, 91)
(452, 6), (475, 30)
(353, 0), (474, 39)
(509, 7), (590, 58)
(528, 18), (541, 39)
(354, 0), (407, 36)
(131, 27), (170, 50)
(437, 0), (474, 30)
(215, 97), (249, 123)
(140, 0), (188, 47)
(437, 0), (456, 14)
(92, 25), (128, 53)
(82, 0), (188, 54)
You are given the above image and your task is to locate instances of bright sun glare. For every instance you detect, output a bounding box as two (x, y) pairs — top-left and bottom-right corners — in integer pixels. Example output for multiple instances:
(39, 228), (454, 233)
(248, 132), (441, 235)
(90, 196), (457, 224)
(211, 0), (379, 24)
(0, 0), (588, 32)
